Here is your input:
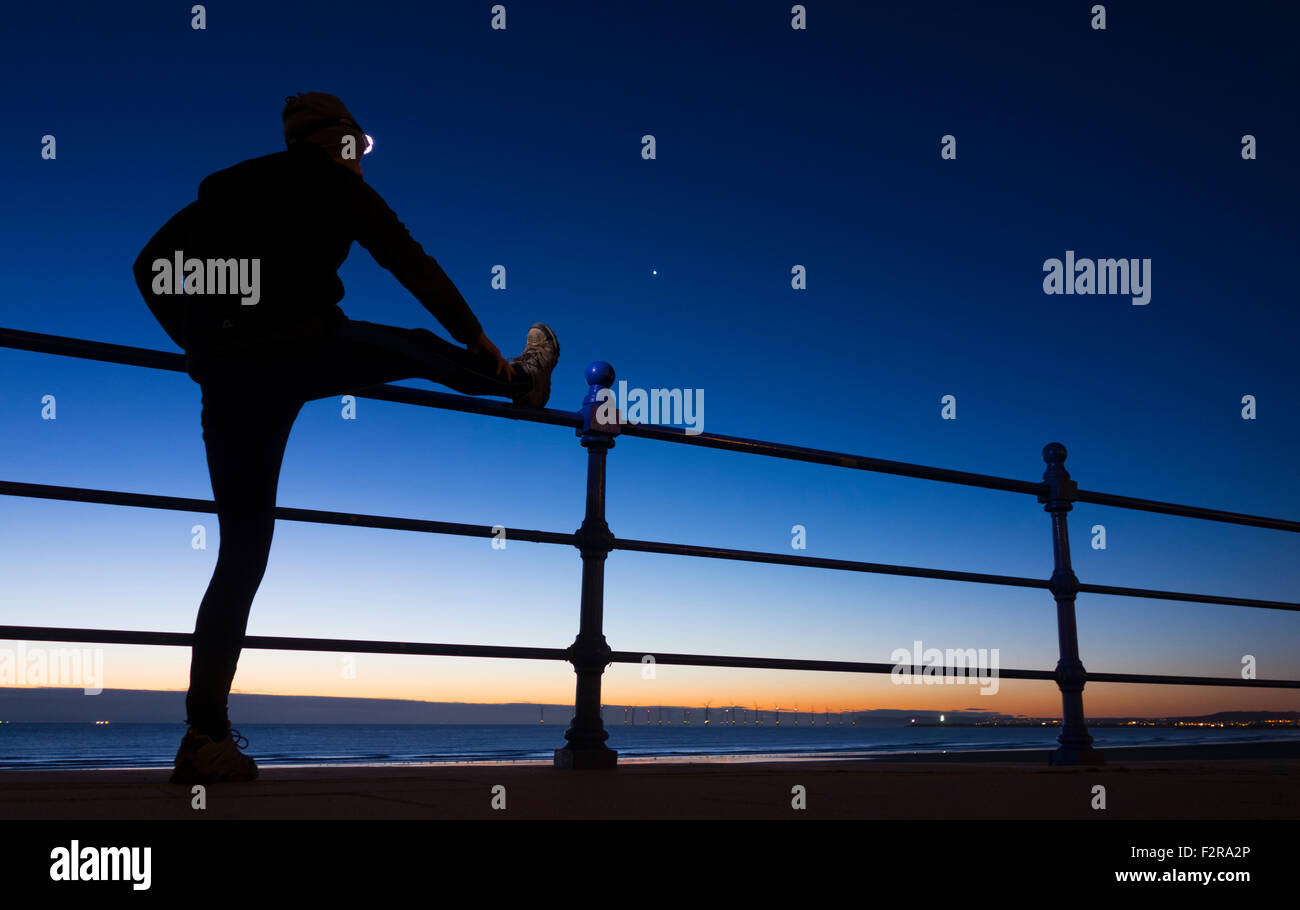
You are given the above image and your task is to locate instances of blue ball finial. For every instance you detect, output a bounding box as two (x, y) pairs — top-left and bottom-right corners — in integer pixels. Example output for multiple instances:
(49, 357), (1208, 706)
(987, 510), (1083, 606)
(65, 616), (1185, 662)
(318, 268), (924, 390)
(586, 361), (615, 388)
(1042, 442), (1068, 464)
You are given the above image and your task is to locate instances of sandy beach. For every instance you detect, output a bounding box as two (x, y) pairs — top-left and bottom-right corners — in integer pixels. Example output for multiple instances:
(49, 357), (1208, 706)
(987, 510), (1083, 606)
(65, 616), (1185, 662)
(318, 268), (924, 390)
(1, 741), (1295, 820)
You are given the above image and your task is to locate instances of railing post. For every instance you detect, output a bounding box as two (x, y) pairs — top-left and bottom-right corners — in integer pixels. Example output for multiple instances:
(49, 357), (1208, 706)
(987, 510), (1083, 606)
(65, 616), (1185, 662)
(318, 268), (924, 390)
(554, 362), (621, 769)
(1039, 442), (1104, 766)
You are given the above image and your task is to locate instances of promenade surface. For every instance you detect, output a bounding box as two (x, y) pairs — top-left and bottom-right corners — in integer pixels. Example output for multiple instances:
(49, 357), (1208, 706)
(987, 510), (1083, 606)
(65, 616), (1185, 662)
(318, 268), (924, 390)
(1, 742), (1296, 819)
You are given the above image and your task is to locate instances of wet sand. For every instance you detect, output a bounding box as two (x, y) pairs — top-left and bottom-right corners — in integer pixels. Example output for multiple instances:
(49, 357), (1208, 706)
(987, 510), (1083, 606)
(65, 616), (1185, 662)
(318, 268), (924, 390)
(1, 740), (1296, 819)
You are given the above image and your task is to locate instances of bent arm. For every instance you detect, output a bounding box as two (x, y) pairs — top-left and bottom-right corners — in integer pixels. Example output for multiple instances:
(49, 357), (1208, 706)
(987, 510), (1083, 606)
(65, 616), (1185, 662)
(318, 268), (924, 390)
(352, 180), (484, 346)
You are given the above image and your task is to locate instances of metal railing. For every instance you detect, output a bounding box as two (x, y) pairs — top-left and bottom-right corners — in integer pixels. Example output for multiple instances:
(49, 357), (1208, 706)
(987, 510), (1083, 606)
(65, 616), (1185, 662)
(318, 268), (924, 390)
(2, 325), (1298, 767)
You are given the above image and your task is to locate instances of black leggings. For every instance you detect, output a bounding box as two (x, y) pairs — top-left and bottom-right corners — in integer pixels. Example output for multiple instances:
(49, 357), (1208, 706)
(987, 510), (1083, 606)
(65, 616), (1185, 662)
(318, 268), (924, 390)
(184, 318), (531, 735)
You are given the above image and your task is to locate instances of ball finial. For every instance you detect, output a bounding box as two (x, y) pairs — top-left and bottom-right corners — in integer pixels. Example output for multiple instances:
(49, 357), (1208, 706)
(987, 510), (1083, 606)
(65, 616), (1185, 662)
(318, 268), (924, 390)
(1042, 442), (1068, 464)
(586, 361), (615, 388)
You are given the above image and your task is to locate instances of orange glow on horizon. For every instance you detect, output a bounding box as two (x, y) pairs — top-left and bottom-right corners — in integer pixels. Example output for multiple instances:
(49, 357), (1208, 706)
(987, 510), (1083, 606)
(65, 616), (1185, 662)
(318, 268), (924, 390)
(4, 643), (1296, 718)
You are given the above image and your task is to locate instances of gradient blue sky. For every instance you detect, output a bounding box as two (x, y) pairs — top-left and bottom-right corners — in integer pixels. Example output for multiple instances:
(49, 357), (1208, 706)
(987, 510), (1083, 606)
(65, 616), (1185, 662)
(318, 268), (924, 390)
(1, 1), (1297, 717)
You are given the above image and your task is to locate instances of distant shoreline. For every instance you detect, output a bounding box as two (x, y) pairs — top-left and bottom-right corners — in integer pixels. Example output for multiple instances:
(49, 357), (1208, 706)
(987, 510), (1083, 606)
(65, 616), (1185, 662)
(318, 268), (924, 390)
(2, 688), (1295, 727)
(8, 734), (1298, 774)
(861, 738), (1300, 763)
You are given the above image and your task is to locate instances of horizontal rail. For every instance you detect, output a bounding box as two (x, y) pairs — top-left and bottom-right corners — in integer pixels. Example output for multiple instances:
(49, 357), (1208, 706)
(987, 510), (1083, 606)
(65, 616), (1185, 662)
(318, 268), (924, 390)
(5, 326), (1298, 532)
(611, 650), (1300, 689)
(617, 422), (1300, 533)
(1074, 487), (1300, 534)
(1073, 580), (1300, 612)
(618, 421), (1044, 496)
(0, 327), (186, 372)
(0, 480), (575, 546)
(1, 626), (1297, 689)
(0, 326), (580, 428)
(614, 535), (1053, 588)
(0, 626), (567, 661)
(612, 536), (1300, 612)
(4, 479), (1297, 612)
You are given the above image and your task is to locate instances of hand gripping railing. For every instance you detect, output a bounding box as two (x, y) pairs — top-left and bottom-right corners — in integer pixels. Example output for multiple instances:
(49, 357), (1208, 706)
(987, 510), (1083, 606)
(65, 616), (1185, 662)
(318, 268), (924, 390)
(2, 325), (1298, 768)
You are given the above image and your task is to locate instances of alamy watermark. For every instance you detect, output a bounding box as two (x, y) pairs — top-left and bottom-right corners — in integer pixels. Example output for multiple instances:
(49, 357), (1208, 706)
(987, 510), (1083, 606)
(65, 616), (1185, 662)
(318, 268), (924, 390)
(593, 380), (704, 435)
(49, 841), (150, 890)
(890, 640), (1000, 695)
(149, 250), (261, 306)
(1042, 250), (1150, 305)
(0, 644), (103, 694)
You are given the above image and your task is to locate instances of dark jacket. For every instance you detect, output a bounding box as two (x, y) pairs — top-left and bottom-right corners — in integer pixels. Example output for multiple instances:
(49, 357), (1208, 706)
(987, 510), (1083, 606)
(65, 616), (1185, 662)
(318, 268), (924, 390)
(132, 142), (483, 365)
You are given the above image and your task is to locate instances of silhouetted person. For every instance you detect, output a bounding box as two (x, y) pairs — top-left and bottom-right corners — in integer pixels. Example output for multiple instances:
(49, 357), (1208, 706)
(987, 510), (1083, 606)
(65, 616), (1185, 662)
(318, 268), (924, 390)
(133, 92), (559, 784)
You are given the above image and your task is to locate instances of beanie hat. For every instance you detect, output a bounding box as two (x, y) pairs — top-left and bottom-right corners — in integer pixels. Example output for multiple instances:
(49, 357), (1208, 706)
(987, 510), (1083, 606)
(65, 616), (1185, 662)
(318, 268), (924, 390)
(281, 92), (368, 155)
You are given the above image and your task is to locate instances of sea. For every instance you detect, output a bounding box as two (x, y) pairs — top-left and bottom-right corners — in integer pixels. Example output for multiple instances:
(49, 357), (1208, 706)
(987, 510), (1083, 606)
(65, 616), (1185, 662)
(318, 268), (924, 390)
(2, 722), (1298, 770)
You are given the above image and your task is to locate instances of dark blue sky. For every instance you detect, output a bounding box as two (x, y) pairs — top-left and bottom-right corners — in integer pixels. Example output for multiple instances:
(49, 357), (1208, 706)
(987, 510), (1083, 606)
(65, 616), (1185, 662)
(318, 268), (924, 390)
(1, 1), (1296, 715)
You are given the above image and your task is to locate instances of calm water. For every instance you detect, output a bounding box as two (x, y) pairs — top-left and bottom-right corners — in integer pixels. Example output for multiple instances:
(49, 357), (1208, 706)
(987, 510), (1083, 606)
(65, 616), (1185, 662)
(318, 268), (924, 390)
(1, 723), (1297, 770)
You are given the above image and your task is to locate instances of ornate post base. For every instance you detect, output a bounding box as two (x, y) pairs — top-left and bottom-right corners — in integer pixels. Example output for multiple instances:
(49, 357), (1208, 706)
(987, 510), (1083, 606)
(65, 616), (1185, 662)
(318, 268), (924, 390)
(553, 744), (619, 770)
(554, 642), (618, 770)
(1050, 673), (1105, 765)
(1050, 744), (1106, 766)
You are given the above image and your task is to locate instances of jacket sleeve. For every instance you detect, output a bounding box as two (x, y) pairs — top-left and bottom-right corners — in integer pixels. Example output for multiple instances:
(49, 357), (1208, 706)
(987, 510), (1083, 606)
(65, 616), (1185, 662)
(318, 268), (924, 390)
(351, 178), (484, 346)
